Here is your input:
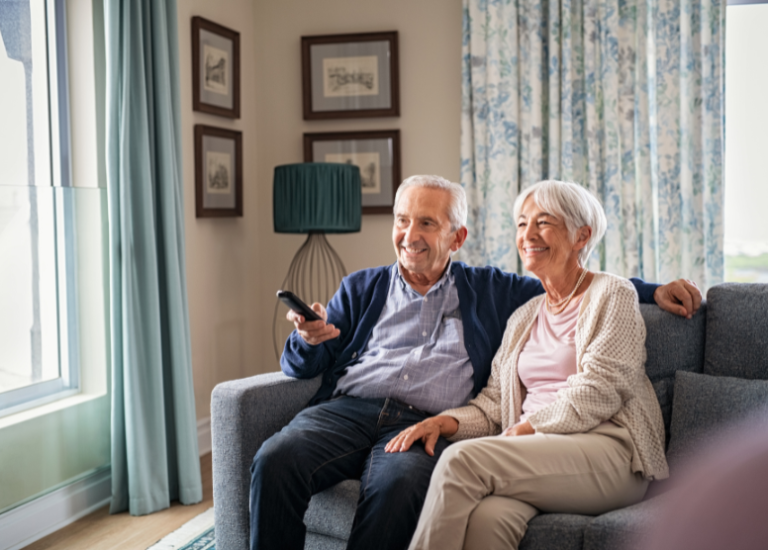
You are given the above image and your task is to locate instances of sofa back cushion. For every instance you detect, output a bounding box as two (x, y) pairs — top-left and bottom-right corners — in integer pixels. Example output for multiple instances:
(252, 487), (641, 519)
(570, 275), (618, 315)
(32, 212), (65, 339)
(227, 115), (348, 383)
(666, 371), (768, 473)
(704, 283), (768, 380)
(640, 303), (706, 443)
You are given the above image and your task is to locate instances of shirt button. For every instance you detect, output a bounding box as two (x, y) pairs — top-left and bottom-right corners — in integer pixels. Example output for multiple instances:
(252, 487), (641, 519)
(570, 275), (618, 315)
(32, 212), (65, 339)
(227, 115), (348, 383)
(422, 331), (427, 337)
(352, 352), (357, 358)
(404, 375), (409, 380)
(424, 297), (428, 302)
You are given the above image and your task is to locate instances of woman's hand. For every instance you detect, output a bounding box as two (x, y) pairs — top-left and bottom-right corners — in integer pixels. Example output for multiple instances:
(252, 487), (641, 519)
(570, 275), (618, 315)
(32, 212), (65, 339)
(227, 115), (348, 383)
(502, 420), (535, 437)
(385, 415), (459, 456)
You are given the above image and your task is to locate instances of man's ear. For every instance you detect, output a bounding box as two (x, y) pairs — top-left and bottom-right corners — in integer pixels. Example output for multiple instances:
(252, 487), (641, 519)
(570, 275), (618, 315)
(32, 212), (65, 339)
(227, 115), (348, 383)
(451, 226), (468, 252)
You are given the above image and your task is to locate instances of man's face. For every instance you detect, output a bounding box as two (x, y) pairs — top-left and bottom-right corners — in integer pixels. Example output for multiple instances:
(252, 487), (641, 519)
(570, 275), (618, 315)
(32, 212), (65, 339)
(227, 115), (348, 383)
(392, 187), (465, 282)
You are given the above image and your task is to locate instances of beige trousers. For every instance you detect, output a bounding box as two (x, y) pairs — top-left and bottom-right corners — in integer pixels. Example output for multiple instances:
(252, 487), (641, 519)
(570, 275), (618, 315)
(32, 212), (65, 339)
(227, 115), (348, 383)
(408, 422), (649, 550)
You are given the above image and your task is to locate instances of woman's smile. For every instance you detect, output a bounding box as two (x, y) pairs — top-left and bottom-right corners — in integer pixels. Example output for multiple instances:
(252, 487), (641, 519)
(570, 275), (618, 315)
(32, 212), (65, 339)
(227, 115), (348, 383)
(522, 246), (549, 255)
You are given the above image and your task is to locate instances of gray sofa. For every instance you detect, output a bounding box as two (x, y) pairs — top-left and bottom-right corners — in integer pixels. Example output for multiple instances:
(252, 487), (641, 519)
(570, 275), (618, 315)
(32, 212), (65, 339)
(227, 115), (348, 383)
(212, 283), (768, 550)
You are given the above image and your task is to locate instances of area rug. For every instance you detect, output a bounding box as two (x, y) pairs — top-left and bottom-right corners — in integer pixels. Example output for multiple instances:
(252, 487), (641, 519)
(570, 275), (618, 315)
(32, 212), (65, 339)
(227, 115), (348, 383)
(147, 507), (215, 550)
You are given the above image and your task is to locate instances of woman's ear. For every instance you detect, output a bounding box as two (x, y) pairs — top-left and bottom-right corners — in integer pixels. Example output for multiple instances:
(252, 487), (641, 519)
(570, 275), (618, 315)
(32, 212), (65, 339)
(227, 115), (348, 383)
(573, 226), (592, 251)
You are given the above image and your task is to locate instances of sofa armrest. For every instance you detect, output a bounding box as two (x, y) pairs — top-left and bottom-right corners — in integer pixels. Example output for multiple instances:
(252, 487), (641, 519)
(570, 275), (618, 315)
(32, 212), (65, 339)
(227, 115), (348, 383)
(211, 371), (322, 550)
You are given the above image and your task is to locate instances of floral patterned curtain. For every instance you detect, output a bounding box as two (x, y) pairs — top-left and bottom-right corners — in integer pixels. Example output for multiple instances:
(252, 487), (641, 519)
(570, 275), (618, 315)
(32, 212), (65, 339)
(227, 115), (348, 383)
(460, 0), (725, 288)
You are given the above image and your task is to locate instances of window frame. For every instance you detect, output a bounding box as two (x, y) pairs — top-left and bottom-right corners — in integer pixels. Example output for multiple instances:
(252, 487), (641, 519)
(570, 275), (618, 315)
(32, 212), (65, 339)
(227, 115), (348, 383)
(0, 0), (80, 417)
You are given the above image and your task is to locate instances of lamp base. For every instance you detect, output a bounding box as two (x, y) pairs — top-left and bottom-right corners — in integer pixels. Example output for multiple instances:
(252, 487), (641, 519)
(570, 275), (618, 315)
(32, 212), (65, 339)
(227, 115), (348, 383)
(273, 232), (348, 361)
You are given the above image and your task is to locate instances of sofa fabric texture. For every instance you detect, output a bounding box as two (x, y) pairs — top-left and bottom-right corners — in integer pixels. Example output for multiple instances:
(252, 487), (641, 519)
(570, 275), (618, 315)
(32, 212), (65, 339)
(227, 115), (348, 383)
(666, 371), (768, 471)
(703, 283), (768, 379)
(520, 514), (591, 550)
(212, 284), (768, 550)
(304, 533), (347, 550)
(639, 303), (705, 447)
(582, 495), (672, 550)
(211, 372), (321, 550)
(303, 480), (359, 540)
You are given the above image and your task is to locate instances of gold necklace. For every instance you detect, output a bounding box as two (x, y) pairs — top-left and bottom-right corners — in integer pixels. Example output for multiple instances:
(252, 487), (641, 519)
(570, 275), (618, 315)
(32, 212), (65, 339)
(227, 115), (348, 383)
(546, 268), (588, 315)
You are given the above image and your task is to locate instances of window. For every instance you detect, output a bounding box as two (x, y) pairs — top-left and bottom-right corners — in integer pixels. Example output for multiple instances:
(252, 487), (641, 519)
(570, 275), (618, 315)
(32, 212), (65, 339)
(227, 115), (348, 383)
(724, 0), (768, 282)
(0, 0), (79, 415)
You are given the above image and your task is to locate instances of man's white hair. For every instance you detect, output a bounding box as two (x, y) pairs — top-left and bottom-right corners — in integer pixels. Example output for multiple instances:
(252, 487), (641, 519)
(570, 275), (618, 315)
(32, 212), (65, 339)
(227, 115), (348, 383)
(393, 175), (468, 232)
(513, 180), (607, 265)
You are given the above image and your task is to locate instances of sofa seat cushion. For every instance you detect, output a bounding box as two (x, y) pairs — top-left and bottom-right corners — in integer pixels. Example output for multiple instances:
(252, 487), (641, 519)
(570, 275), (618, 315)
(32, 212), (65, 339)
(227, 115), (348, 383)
(304, 479), (359, 540)
(583, 495), (670, 550)
(305, 482), (590, 549)
(704, 283), (768, 379)
(666, 371), (768, 472)
(520, 513), (591, 550)
(305, 532), (348, 550)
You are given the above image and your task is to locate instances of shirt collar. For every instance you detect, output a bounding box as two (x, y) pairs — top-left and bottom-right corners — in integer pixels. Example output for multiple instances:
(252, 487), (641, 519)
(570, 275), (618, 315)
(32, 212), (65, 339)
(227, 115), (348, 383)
(394, 258), (453, 294)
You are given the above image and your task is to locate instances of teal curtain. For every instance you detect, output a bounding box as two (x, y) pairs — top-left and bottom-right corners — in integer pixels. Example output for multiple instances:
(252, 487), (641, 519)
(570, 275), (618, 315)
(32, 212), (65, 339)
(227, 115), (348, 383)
(460, 0), (725, 289)
(105, 0), (202, 515)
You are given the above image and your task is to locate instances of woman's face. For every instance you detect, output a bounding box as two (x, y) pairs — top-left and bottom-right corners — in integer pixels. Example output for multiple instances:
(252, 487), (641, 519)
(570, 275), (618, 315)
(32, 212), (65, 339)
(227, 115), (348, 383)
(516, 196), (586, 277)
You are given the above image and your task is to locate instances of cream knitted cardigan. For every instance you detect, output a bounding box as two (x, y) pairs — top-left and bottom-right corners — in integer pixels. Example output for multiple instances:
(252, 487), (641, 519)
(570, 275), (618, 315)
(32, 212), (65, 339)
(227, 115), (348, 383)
(442, 272), (669, 480)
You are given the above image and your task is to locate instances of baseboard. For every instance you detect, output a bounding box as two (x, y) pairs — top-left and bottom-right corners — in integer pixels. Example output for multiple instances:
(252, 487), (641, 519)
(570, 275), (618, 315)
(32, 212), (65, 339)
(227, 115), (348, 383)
(0, 467), (111, 550)
(197, 416), (211, 456)
(0, 420), (210, 550)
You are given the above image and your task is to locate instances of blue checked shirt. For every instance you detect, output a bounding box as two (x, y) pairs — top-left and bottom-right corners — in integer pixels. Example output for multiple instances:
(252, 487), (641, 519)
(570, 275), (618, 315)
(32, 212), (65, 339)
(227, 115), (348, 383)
(334, 262), (474, 414)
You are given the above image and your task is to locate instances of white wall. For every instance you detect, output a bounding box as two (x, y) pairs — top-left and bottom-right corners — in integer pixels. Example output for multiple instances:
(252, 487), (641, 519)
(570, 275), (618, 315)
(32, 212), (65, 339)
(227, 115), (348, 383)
(179, 0), (462, 419)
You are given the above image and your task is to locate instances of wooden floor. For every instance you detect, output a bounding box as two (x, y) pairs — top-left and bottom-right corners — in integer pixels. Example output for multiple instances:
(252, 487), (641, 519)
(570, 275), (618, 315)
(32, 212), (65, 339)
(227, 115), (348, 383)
(24, 453), (213, 550)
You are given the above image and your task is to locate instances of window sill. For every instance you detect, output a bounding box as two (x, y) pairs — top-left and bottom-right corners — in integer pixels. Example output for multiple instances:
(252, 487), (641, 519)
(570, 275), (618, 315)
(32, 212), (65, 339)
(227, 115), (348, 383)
(0, 390), (107, 430)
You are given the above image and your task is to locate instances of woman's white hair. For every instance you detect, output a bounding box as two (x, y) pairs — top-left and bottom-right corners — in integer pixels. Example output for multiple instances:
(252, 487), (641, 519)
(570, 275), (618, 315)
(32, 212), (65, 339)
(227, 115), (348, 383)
(393, 175), (468, 232)
(513, 180), (607, 266)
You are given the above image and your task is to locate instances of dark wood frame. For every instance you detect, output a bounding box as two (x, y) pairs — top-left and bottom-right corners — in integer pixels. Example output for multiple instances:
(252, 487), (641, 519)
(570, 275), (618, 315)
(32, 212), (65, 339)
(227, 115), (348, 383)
(303, 129), (401, 214)
(195, 125), (243, 218)
(192, 16), (241, 118)
(301, 31), (400, 120)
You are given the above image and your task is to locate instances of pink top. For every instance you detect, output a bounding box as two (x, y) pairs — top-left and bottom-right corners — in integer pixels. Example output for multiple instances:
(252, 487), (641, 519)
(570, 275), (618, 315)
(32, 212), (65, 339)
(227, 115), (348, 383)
(518, 294), (584, 422)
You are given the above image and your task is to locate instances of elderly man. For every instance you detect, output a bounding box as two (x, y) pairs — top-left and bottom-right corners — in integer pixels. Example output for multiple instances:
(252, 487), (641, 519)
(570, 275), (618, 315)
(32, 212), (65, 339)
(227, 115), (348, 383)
(249, 175), (700, 550)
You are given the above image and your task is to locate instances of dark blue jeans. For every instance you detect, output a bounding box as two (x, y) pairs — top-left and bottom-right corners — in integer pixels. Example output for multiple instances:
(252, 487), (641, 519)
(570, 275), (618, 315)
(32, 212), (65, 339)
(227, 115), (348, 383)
(249, 396), (451, 550)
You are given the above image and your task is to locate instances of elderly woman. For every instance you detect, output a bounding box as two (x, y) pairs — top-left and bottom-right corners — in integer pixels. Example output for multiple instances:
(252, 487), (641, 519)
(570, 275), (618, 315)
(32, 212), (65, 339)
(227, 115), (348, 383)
(385, 180), (669, 550)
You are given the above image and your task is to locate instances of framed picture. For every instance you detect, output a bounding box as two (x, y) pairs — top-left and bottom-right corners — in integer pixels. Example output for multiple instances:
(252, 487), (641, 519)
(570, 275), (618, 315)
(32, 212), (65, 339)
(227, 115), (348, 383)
(195, 125), (243, 217)
(304, 130), (401, 214)
(192, 17), (240, 118)
(301, 31), (399, 120)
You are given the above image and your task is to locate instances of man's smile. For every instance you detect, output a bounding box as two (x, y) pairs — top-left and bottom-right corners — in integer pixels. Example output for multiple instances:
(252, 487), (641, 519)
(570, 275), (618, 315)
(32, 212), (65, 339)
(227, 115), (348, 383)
(400, 244), (429, 256)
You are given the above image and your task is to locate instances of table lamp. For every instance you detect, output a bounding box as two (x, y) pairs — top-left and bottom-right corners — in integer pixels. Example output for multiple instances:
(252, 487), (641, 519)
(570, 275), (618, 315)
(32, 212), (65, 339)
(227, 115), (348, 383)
(272, 163), (362, 360)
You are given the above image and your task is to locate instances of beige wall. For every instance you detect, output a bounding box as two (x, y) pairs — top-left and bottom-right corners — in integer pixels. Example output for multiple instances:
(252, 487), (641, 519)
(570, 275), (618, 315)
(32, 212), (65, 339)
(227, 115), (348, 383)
(179, 0), (462, 419)
(178, 0), (261, 419)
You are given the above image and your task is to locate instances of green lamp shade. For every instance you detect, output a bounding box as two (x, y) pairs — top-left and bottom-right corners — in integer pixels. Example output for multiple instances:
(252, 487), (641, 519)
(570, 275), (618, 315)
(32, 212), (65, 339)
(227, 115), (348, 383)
(273, 163), (362, 234)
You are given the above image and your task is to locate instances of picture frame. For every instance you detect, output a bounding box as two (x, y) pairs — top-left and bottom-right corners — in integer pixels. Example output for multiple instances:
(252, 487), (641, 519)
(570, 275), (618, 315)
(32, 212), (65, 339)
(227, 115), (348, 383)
(195, 125), (243, 218)
(301, 31), (399, 120)
(304, 130), (401, 214)
(192, 16), (240, 118)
